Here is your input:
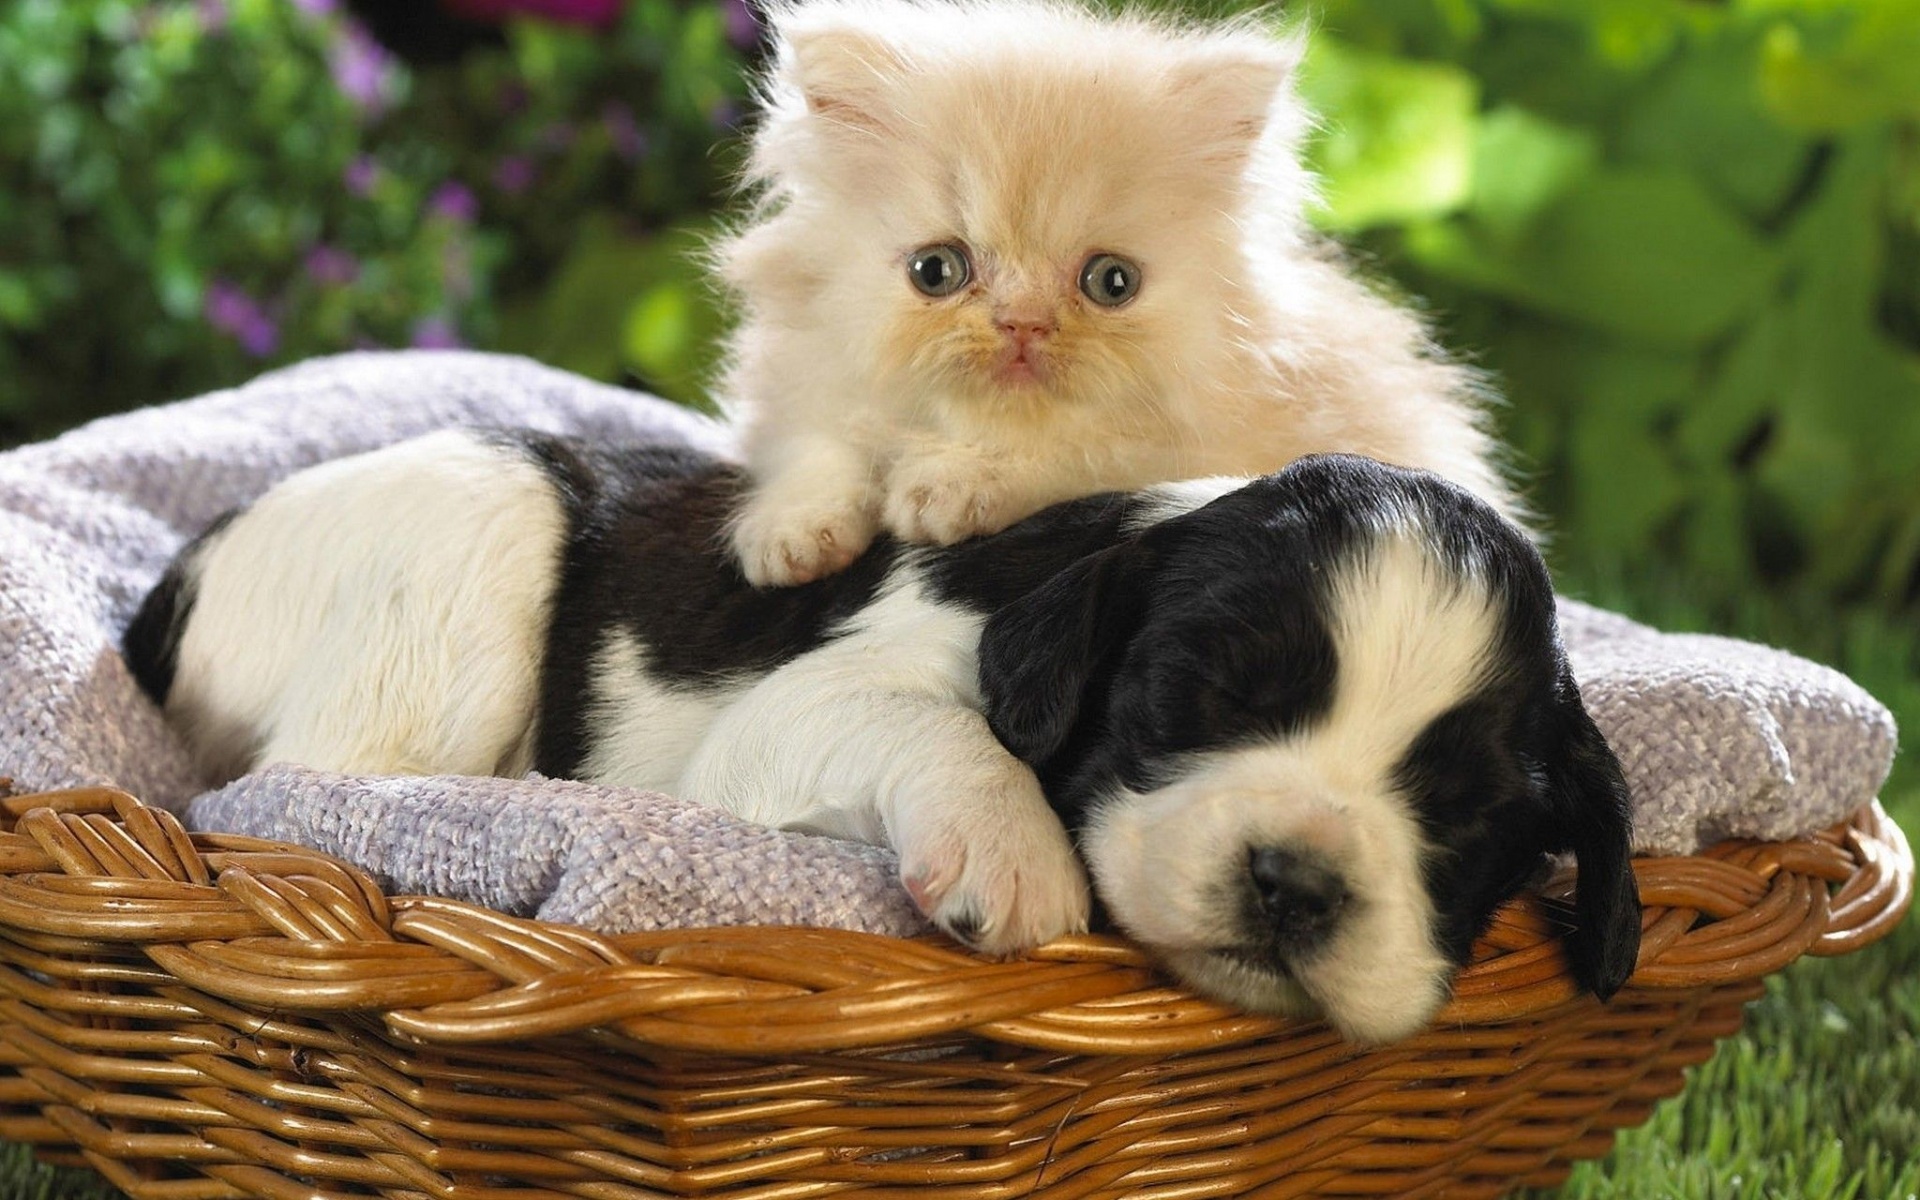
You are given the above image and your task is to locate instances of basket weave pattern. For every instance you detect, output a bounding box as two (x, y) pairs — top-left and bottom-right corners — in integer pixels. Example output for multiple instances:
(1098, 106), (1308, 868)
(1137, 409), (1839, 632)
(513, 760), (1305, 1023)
(0, 785), (1908, 1200)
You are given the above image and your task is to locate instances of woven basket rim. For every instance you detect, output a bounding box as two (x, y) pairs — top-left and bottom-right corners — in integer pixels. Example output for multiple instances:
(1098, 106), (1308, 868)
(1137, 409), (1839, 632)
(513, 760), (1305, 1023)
(0, 784), (1909, 1058)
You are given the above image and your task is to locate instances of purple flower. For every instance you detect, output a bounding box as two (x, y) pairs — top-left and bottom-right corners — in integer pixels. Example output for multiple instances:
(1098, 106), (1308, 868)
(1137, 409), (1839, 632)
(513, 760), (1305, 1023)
(602, 102), (647, 162)
(196, 0), (230, 31)
(410, 316), (464, 349)
(344, 154), (380, 196)
(492, 155), (536, 194)
(293, 0), (338, 14)
(708, 98), (742, 131)
(203, 280), (279, 358)
(237, 316), (280, 357)
(429, 181), (479, 223)
(203, 281), (251, 331)
(721, 0), (761, 51)
(303, 244), (359, 286)
(329, 22), (398, 114)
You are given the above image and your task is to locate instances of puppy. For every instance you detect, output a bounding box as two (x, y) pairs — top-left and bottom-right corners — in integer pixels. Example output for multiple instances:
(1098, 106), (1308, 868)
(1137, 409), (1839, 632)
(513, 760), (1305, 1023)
(126, 432), (1639, 1042)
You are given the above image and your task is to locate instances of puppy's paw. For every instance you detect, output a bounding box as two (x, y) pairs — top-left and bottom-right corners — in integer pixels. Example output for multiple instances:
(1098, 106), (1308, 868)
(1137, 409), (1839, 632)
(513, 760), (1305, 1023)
(882, 452), (1028, 546)
(731, 491), (877, 588)
(895, 778), (1090, 956)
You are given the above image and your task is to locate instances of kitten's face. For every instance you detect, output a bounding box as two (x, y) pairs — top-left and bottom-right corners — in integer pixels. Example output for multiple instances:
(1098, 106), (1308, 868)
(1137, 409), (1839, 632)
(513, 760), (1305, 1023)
(867, 98), (1237, 414)
(732, 1), (1309, 424)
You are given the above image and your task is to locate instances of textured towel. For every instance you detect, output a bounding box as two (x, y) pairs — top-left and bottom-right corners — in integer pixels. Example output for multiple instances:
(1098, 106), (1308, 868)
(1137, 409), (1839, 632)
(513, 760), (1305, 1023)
(0, 351), (1897, 938)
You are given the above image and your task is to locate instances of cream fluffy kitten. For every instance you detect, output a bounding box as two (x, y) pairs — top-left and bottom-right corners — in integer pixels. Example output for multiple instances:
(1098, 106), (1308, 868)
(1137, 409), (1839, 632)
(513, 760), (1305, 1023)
(721, 0), (1516, 587)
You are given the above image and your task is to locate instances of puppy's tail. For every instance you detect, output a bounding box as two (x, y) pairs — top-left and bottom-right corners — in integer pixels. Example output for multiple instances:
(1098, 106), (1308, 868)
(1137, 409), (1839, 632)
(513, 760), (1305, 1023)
(123, 510), (238, 706)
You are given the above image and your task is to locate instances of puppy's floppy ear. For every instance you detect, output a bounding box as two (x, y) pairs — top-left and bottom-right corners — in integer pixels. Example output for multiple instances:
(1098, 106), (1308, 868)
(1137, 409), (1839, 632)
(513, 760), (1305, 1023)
(1540, 663), (1642, 1000)
(979, 540), (1153, 767)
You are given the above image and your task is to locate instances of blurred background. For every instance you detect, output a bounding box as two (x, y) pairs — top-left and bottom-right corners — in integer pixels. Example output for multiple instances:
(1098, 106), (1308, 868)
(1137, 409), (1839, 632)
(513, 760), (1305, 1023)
(1, 1), (1916, 1195)
(4, 0), (1916, 648)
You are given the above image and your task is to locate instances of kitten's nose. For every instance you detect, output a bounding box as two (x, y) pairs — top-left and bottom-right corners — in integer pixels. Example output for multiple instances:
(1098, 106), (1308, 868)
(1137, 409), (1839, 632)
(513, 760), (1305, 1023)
(996, 311), (1056, 343)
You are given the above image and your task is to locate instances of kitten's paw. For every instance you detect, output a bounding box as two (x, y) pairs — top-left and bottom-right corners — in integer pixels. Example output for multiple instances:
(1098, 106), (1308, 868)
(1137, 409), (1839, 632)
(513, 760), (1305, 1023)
(882, 453), (1028, 545)
(895, 778), (1090, 957)
(731, 493), (877, 588)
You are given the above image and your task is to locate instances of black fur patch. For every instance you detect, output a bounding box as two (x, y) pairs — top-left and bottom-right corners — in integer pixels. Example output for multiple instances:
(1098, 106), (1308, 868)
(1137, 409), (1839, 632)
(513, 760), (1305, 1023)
(921, 490), (1152, 612)
(123, 510), (240, 705)
(506, 434), (900, 779)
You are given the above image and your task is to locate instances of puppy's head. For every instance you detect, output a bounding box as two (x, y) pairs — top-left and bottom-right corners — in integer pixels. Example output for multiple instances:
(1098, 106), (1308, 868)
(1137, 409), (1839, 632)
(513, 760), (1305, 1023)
(979, 455), (1640, 1043)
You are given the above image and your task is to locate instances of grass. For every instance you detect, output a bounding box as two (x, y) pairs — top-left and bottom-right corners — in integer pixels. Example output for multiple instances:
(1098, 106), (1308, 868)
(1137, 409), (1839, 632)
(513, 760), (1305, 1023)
(0, 577), (1914, 1200)
(1508, 571), (1920, 1200)
(1526, 917), (1920, 1200)
(0, 1145), (117, 1200)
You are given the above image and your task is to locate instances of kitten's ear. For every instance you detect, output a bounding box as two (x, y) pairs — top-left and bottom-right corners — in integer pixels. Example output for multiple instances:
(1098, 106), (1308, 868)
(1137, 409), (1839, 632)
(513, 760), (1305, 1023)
(782, 18), (905, 134)
(1166, 33), (1305, 165)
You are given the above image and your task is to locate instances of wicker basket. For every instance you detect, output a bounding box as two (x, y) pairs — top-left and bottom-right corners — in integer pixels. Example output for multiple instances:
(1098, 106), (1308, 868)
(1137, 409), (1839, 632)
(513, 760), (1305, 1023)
(0, 784), (1907, 1200)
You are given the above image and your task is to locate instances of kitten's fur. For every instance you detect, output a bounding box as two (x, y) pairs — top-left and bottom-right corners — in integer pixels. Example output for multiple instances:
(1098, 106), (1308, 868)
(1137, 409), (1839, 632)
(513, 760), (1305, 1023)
(721, 0), (1516, 586)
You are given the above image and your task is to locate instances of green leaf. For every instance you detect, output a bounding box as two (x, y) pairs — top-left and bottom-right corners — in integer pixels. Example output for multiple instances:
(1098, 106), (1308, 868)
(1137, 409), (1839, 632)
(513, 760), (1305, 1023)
(1774, 133), (1920, 454)
(1409, 169), (1781, 346)
(494, 212), (656, 382)
(1587, 0), (1685, 69)
(1467, 105), (1597, 244)
(1614, 30), (1809, 220)
(1300, 39), (1477, 232)
(1567, 409), (1688, 558)
(1755, 0), (1920, 130)
(619, 227), (727, 410)
(0, 270), (39, 328)
(1676, 303), (1786, 463)
(1462, 19), (1629, 128)
(494, 215), (722, 407)
(1480, 0), (1688, 68)
(1753, 131), (1920, 589)
(1752, 410), (1860, 561)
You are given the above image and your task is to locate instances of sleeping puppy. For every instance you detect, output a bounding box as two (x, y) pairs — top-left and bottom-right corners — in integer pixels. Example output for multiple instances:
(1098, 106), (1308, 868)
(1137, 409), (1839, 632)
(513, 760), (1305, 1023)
(125, 432), (1640, 1043)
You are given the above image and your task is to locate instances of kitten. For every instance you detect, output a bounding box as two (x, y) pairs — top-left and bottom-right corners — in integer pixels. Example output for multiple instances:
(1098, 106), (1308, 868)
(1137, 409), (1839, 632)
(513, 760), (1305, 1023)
(720, 0), (1516, 587)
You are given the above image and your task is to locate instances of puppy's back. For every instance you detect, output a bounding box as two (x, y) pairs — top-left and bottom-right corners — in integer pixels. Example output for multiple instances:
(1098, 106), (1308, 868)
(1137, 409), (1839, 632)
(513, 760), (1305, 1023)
(133, 430), (571, 782)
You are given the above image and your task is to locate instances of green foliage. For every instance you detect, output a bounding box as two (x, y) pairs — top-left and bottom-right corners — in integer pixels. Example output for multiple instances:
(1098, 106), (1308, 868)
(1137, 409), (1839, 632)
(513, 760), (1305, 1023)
(0, 0), (748, 443)
(1299, 0), (1920, 619)
(494, 211), (728, 411)
(0, 1141), (119, 1200)
(1299, 40), (1478, 231)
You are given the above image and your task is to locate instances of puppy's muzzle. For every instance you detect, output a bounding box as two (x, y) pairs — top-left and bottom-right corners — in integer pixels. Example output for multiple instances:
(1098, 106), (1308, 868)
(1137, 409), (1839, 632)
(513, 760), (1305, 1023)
(1247, 845), (1351, 955)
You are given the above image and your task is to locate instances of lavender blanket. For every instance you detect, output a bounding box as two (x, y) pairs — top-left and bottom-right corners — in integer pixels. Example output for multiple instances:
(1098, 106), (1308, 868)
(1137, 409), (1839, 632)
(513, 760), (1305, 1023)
(0, 352), (1897, 938)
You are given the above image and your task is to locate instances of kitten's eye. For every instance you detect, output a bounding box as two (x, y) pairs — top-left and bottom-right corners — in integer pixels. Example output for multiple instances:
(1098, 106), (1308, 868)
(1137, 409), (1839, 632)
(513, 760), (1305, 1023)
(1080, 253), (1141, 307)
(907, 244), (971, 297)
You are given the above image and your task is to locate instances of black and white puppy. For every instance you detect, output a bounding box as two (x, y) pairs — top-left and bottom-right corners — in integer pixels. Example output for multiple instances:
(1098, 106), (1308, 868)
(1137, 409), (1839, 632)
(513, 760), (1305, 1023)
(126, 431), (1641, 1043)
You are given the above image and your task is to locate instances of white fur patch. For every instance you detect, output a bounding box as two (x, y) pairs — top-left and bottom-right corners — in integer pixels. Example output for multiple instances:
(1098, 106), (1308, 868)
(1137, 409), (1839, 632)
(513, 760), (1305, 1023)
(1128, 475), (1250, 529)
(580, 630), (744, 796)
(1080, 532), (1498, 1042)
(674, 565), (1089, 953)
(170, 431), (566, 780)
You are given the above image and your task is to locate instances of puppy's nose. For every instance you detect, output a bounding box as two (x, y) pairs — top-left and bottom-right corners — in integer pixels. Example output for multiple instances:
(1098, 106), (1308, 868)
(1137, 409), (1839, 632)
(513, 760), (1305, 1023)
(1249, 846), (1349, 942)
